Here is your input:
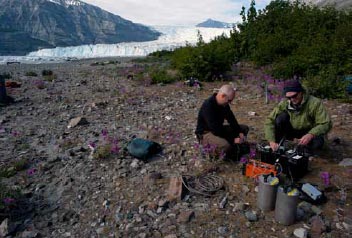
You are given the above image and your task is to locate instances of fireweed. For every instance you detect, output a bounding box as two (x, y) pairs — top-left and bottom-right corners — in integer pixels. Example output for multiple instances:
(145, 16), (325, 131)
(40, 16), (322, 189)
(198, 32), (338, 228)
(27, 168), (37, 176)
(89, 129), (122, 159)
(320, 171), (331, 186)
(239, 69), (299, 103)
(192, 142), (225, 162)
(240, 146), (256, 164)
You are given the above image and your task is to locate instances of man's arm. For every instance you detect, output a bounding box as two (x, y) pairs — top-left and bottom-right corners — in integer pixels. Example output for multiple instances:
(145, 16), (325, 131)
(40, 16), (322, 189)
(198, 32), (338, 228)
(225, 106), (241, 136)
(308, 100), (332, 136)
(264, 103), (284, 151)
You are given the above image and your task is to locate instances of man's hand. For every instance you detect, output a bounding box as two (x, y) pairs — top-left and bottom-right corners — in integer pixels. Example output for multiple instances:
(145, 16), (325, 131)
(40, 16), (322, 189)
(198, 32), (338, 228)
(269, 141), (279, 151)
(234, 133), (245, 144)
(298, 133), (314, 146)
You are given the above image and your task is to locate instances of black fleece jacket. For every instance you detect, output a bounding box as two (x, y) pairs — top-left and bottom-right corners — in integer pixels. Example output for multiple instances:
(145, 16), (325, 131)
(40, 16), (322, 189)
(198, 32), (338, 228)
(195, 94), (242, 139)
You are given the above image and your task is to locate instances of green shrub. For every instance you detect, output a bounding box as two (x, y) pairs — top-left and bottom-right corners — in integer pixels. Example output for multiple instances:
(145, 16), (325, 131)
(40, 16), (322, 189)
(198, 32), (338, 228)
(43, 74), (57, 82)
(25, 71), (38, 77)
(150, 68), (177, 84)
(93, 144), (112, 160)
(0, 159), (28, 178)
(42, 70), (53, 76)
(303, 65), (347, 99)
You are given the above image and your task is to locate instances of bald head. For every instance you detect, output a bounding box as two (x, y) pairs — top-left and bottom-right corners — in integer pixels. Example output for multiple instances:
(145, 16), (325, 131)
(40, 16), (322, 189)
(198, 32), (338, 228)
(218, 84), (236, 97)
(216, 84), (236, 106)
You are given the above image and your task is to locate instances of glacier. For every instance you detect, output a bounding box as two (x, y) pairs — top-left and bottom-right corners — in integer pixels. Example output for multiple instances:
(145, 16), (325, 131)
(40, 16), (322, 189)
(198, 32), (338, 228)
(0, 26), (231, 64)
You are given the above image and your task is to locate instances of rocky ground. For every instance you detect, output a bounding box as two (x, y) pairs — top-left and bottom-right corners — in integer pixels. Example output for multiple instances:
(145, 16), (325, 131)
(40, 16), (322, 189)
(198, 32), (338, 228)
(0, 58), (351, 238)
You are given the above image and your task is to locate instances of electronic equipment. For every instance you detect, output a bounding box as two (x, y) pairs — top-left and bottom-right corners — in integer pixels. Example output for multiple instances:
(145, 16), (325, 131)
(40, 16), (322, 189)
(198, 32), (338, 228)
(242, 159), (278, 178)
(301, 183), (322, 201)
(256, 142), (309, 180)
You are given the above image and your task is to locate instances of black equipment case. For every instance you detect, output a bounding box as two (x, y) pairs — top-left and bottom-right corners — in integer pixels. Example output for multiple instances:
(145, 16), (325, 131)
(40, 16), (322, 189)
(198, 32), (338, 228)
(256, 143), (309, 180)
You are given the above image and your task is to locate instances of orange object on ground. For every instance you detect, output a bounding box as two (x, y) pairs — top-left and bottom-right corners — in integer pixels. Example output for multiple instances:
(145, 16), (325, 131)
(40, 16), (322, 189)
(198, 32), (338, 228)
(244, 159), (277, 178)
(5, 81), (21, 88)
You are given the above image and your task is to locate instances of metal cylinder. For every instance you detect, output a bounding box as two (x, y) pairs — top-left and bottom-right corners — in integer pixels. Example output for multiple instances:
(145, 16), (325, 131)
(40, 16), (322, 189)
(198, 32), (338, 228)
(257, 174), (278, 211)
(275, 186), (299, 225)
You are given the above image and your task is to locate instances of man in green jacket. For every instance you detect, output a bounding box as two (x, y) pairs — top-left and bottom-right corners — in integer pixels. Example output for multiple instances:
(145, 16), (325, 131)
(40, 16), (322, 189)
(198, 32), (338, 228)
(264, 80), (332, 152)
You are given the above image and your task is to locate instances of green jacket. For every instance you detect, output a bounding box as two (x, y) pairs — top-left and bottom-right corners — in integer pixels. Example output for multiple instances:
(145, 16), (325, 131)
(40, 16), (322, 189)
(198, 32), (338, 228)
(264, 93), (332, 142)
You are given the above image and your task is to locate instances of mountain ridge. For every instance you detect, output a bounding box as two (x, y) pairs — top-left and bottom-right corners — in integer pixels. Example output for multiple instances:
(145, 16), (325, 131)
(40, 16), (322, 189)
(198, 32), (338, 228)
(0, 0), (160, 55)
(196, 19), (233, 28)
(296, 0), (352, 9)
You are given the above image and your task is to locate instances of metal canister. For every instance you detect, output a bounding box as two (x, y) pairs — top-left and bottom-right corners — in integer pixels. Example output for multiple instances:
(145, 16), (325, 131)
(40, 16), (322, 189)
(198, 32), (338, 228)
(257, 174), (279, 211)
(274, 186), (299, 225)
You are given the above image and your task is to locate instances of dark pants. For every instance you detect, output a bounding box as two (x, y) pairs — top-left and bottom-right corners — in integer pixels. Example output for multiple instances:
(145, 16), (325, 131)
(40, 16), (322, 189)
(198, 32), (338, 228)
(275, 112), (325, 150)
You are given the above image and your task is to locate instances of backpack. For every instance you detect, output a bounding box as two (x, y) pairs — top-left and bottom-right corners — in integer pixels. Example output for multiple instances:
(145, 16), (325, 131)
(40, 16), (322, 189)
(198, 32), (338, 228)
(127, 138), (162, 161)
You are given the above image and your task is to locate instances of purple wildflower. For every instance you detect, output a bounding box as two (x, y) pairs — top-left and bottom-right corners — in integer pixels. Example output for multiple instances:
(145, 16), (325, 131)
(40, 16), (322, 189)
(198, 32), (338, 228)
(3, 197), (15, 204)
(88, 141), (96, 149)
(101, 129), (108, 137)
(219, 150), (226, 160)
(11, 130), (20, 137)
(250, 148), (256, 158)
(27, 168), (37, 176)
(240, 156), (248, 164)
(110, 145), (120, 154)
(320, 172), (330, 186)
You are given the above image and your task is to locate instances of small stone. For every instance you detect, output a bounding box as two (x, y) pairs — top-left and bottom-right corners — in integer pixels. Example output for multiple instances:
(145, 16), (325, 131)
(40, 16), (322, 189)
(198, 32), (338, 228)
(177, 210), (195, 223)
(293, 228), (308, 238)
(164, 234), (177, 238)
(146, 210), (157, 218)
(96, 227), (108, 235)
(254, 186), (258, 192)
(311, 205), (322, 215)
(339, 158), (352, 166)
(20, 230), (39, 238)
(233, 202), (246, 212)
(137, 233), (147, 238)
(158, 199), (169, 208)
(296, 208), (306, 221)
(156, 207), (163, 214)
(103, 199), (110, 209)
(245, 210), (258, 222)
(167, 177), (184, 201)
(130, 159), (140, 168)
(219, 195), (228, 209)
(342, 222), (352, 231)
(242, 185), (250, 194)
(336, 222), (344, 230)
(0, 218), (9, 237)
(67, 117), (89, 128)
(310, 215), (326, 238)
(217, 226), (229, 235)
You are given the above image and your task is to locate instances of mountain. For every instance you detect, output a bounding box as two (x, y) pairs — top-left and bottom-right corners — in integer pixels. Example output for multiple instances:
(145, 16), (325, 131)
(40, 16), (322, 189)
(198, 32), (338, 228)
(298, 0), (352, 9)
(0, 0), (161, 56)
(196, 19), (233, 28)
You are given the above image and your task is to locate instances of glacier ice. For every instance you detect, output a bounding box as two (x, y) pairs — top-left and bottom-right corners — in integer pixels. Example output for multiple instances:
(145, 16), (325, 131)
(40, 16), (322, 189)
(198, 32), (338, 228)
(28, 26), (231, 58)
(0, 26), (231, 64)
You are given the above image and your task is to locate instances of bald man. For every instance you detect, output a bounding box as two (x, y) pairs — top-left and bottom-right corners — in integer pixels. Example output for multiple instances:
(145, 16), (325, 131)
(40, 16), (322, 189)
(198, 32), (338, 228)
(195, 84), (249, 160)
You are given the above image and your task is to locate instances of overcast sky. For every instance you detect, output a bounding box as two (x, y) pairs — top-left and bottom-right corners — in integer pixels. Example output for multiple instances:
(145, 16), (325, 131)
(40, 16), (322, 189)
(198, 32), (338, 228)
(82, 0), (272, 26)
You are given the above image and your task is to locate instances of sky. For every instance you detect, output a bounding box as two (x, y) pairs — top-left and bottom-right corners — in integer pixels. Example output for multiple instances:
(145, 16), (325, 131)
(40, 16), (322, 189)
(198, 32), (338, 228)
(82, 0), (272, 26)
